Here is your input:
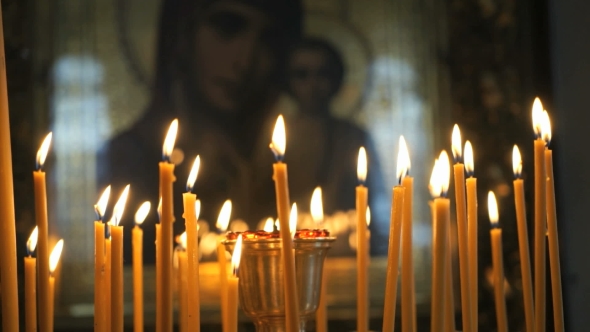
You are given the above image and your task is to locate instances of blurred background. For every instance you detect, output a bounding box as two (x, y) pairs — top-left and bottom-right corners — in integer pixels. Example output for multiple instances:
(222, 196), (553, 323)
(6, 0), (589, 330)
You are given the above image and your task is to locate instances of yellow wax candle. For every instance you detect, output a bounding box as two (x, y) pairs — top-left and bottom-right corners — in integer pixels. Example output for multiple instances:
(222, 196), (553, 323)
(111, 185), (130, 332)
(356, 147), (369, 332)
(451, 125), (472, 332)
(156, 222), (162, 332)
(228, 235), (243, 332)
(49, 239), (64, 332)
(178, 239), (189, 332)
(160, 119), (178, 332)
(464, 141), (478, 329)
(444, 213), (455, 332)
(25, 227), (39, 332)
(184, 156), (201, 331)
(0, 7), (20, 329)
(430, 151), (451, 332)
(49, 275), (55, 331)
(512, 146), (535, 332)
(25, 256), (37, 332)
(105, 236), (112, 328)
(383, 143), (409, 332)
(34, 133), (52, 332)
(270, 115), (300, 332)
(311, 187), (328, 332)
(217, 200), (232, 332)
(94, 187), (110, 332)
(541, 112), (564, 332)
(532, 98), (546, 332)
(382, 184), (405, 332)
(488, 192), (508, 332)
(398, 136), (416, 332)
(133, 202), (150, 332)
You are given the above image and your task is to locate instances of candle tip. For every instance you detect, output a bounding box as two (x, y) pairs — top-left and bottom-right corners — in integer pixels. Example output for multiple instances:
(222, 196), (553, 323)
(512, 145), (522, 179)
(36, 132), (53, 170)
(357, 146), (368, 184)
(464, 141), (474, 176)
(134, 201), (151, 225)
(186, 155), (200, 192)
(396, 136), (410, 183)
(216, 200), (232, 232)
(26, 226), (39, 256)
(162, 119), (179, 161)
(451, 124), (462, 162)
(310, 187), (324, 224)
(488, 191), (499, 228)
(270, 115), (286, 160)
(95, 185), (112, 221)
(49, 239), (64, 274)
(231, 234), (244, 276)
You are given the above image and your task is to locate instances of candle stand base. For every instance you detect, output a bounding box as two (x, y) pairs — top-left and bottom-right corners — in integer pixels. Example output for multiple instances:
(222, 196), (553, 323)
(224, 236), (334, 332)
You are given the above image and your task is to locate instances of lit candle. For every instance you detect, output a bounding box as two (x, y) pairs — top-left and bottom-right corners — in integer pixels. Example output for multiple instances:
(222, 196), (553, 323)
(430, 151), (451, 332)
(464, 140), (478, 328)
(183, 156), (201, 331)
(356, 146), (369, 332)
(399, 136), (416, 332)
(178, 232), (189, 332)
(110, 185), (130, 332)
(382, 139), (407, 332)
(270, 114), (300, 332)
(541, 112), (564, 332)
(488, 192), (508, 332)
(133, 201), (151, 332)
(451, 125), (473, 332)
(34, 132), (52, 332)
(156, 197), (162, 332)
(0, 10), (19, 327)
(49, 239), (64, 332)
(25, 227), (39, 332)
(228, 235), (243, 332)
(217, 199), (232, 332)
(160, 119), (178, 332)
(312, 187), (329, 332)
(105, 232), (112, 329)
(532, 98), (546, 332)
(94, 186), (111, 332)
(512, 145), (534, 332)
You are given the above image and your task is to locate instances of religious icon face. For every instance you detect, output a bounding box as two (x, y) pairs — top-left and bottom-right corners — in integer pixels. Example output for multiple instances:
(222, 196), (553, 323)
(193, 0), (280, 115)
(288, 48), (337, 114)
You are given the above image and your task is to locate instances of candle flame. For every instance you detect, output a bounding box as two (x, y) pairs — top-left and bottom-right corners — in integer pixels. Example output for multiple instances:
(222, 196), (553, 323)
(532, 97), (544, 138)
(428, 158), (440, 198)
(541, 110), (552, 145)
(512, 145), (522, 178)
(439, 150), (451, 196)
(464, 141), (474, 176)
(451, 124), (462, 162)
(366, 206), (371, 227)
(49, 239), (64, 274)
(186, 155), (201, 192)
(162, 119), (179, 161)
(488, 191), (499, 227)
(134, 201), (151, 226)
(264, 217), (274, 232)
(216, 200), (232, 232)
(270, 115), (286, 159)
(231, 234), (243, 276)
(289, 202), (298, 237)
(94, 185), (111, 221)
(310, 187), (324, 224)
(357, 147), (367, 184)
(36, 132), (53, 170)
(195, 199), (202, 220)
(396, 136), (410, 183)
(179, 231), (187, 250)
(112, 185), (130, 226)
(27, 226), (39, 255)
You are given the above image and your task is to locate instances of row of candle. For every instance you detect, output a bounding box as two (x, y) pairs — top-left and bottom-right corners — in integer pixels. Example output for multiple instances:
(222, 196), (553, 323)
(373, 97), (563, 332)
